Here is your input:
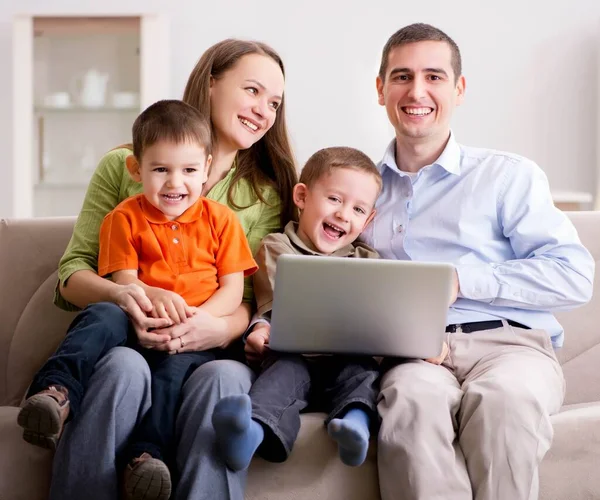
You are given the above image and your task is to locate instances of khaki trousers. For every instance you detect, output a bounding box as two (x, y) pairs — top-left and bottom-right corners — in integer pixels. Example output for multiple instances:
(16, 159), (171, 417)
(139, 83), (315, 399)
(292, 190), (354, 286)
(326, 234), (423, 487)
(377, 322), (565, 500)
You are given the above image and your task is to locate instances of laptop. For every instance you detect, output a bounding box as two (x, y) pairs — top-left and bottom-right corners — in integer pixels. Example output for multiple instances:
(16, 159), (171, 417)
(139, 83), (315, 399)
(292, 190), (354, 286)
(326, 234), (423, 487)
(268, 254), (455, 358)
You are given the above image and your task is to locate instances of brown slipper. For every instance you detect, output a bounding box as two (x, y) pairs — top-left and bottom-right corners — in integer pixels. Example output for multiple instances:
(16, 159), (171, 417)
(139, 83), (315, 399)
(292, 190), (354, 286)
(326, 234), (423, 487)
(123, 453), (172, 500)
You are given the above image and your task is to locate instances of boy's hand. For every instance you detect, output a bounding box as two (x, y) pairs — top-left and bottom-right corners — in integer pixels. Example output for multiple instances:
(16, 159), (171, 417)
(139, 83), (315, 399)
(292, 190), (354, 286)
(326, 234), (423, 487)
(425, 341), (449, 365)
(245, 324), (271, 363)
(449, 269), (460, 305)
(145, 287), (195, 325)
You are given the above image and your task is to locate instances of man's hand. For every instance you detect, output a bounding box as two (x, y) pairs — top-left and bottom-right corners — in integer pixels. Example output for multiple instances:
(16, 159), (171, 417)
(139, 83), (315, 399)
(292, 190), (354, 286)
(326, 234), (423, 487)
(245, 324), (271, 363)
(425, 341), (449, 365)
(145, 287), (195, 324)
(449, 269), (460, 305)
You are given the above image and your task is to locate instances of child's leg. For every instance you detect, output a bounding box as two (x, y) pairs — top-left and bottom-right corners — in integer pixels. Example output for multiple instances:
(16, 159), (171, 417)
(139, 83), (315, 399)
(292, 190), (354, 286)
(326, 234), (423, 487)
(18, 302), (131, 448)
(212, 354), (311, 471)
(323, 356), (380, 467)
(122, 350), (216, 500)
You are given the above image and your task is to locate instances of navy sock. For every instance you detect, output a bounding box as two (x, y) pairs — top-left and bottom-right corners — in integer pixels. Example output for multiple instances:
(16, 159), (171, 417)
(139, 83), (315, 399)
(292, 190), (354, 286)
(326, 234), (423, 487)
(212, 394), (264, 471)
(327, 407), (370, 467)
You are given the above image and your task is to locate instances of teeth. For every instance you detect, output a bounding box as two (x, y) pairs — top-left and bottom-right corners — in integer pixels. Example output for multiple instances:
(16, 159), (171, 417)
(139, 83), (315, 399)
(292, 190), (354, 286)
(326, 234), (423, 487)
(404, 107), (432, 115)
(325, 222), (345, 234)
(163, 194), (184, 200)
(239, 118), (258, 131)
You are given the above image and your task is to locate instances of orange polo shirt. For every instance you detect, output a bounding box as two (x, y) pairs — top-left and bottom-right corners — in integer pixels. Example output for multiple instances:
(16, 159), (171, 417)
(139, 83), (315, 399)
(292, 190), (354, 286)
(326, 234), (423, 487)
(98, 194), (258, 307)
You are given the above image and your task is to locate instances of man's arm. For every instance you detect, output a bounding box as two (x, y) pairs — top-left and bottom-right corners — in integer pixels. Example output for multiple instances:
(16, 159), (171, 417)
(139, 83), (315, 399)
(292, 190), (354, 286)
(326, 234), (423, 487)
(456, 159), (594, 311)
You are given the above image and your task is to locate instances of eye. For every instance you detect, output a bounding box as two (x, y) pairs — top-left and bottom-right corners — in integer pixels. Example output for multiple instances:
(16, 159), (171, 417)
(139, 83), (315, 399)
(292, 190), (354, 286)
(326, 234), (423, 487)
(429, 75), (441, 81)
(354, 207), (366, 215)
(393, 74), (410, 81)
(269, 101), (281, 111)
(246, 87), (258, 95)
(184, 168), (197, 174)
(328, 196), (341, 203)
(153, 167), (167, 173)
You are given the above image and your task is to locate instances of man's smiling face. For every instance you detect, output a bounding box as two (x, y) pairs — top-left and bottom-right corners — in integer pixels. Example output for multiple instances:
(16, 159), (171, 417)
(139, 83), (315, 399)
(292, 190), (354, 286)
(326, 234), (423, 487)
(377, 41), (465, 144)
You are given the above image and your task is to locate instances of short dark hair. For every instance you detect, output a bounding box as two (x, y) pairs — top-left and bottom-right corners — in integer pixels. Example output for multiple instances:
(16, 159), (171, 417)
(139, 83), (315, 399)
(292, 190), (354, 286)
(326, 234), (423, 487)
(299, 147), (382, 193)
(132, 99), (212, 160)
(379, 23), (462, 83)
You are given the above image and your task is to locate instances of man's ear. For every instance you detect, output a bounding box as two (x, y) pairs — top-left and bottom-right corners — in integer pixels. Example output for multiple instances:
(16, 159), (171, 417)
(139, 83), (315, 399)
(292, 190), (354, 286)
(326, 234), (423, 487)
(376, 76), (385, 106)
(293, 183), (308, 210)
(455, 75), (466, 106)
(204, 154), (213, 181)
(125, 155), (142, 182)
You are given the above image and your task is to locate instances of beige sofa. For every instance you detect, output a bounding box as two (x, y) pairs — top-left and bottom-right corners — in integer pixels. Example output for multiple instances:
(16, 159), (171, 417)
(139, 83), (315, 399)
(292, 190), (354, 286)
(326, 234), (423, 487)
(0, 213), (599, 500)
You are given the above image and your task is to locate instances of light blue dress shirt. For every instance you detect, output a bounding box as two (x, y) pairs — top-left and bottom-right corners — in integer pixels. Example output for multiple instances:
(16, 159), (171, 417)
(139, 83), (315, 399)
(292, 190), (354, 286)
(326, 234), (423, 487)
(361, 133), (595, 348)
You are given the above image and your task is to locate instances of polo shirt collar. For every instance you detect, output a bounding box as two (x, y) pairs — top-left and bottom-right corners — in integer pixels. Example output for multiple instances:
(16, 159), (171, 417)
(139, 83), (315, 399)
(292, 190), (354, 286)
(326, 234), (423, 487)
(284, 221), (357, 257)
(139, 195), (204, 224)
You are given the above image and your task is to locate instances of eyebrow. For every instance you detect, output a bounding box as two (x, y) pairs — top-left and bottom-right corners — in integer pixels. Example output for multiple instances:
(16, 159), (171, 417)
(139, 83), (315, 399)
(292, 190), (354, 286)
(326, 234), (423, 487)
(148, 161), (202, 167)
(245, 79), (282, 100)
(388, 67), (449, 78)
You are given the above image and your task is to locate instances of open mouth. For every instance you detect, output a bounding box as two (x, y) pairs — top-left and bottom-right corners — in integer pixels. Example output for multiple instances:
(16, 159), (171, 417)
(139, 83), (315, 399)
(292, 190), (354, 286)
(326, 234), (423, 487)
(401, 106), (434, 116)
(161, 193), (186, 203)
(322, 222), (346, 239)
(239, 117), (259, 132)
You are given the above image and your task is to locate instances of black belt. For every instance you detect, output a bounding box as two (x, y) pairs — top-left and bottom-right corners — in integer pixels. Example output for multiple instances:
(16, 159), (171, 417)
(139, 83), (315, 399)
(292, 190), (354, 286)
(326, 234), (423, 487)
(445, 320), (529, 333)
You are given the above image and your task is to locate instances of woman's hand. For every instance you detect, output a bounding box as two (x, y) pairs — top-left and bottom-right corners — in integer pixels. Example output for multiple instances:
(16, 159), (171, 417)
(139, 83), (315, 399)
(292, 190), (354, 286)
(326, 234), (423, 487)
(425, 341), (449, 365)
(245, 324), (271, 363)
(112, 283), (172, 348)
(152, 308), (229, 354)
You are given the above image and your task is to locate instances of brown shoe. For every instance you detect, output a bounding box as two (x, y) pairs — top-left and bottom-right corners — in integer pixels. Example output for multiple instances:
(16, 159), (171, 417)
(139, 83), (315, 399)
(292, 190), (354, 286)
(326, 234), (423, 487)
(17, 385), (70, 450)
(123, 453), (172, 500)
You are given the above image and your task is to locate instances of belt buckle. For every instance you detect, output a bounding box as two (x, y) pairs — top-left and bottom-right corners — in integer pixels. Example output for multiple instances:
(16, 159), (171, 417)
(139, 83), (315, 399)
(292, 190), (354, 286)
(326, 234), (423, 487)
(454, 324), (463, 333)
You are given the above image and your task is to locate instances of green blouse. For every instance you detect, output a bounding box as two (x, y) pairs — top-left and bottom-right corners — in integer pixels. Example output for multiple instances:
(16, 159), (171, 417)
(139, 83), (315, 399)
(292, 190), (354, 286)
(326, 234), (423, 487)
(55, 147), (282, 311)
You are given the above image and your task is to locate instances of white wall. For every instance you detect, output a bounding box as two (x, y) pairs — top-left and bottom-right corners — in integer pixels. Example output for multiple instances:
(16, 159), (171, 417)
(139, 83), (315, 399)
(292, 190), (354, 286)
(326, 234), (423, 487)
(1, 0), (599, 217)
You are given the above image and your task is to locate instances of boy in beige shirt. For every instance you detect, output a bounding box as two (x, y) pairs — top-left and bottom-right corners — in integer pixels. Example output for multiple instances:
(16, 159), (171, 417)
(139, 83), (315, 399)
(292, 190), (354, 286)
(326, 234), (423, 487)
(212, 146), (382, 471)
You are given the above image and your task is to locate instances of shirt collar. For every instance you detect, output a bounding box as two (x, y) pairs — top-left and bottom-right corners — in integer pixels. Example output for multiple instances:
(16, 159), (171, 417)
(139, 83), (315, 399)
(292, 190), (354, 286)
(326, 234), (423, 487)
(380, 130), (461, 176)
(139, 195), (204, 224)
(284, 221), (357, 257)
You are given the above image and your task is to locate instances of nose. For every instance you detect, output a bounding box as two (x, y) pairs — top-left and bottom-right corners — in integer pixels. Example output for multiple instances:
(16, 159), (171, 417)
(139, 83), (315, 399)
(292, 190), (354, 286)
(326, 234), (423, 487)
(407, 76), (426, 101)
(336, 205), (352, 222)
(252, 97), (269, 119)
(166, 171), (183, 188)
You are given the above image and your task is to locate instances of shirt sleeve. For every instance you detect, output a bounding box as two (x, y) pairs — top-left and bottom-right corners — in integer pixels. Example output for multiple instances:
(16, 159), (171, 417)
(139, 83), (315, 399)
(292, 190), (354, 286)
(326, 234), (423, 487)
(97, 209), (139, 277)
(456, 158), (595, 311)
(253, 236), (292, 320)
(54, 149), (131, 311)
(242, 187), (282, 304)
(215, 210), (259, 279)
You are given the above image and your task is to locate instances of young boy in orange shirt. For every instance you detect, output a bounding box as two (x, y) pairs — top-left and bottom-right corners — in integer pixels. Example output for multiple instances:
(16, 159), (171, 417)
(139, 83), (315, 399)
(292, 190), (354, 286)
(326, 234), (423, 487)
(19, 100), (257, 500)
(212, 147), (382, 471)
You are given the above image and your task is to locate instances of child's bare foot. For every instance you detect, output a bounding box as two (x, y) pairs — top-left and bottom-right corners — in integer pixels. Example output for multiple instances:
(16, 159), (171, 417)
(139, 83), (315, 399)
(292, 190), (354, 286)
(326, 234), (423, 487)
(17, 385), (70, 450)
(123, 452), (171, 500)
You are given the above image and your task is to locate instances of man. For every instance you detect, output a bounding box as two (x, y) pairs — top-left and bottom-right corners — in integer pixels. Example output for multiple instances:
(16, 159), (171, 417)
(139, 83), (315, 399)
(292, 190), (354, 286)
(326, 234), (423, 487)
(366, 23), (595, 500)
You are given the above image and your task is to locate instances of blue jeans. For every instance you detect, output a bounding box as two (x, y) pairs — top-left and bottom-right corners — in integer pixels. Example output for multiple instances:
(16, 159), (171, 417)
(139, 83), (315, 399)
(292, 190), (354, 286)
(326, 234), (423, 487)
(49, 352), (255, 500)
(251, 354), (380, 461)
(29, 302), (216, 464)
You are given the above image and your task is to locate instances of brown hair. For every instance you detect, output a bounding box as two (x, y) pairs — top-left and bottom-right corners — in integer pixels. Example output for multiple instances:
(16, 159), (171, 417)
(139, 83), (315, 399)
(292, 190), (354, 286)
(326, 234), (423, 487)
(132, 99), (211, 160)
(299, 147), (382, 193)
(183, 39), (298, 229)
(379, 23), (462, 83)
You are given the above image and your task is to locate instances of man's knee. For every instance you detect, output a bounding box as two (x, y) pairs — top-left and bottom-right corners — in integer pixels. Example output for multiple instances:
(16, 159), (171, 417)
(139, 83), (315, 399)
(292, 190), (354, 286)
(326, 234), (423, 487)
(182, 359), (255, 398)
(94, 346), (150, 390)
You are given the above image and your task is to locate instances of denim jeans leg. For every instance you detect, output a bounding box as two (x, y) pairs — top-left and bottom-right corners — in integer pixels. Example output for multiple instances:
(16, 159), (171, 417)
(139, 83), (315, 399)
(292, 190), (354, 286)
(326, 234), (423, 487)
(321, 356), (380, 428)
(250, 354), (312, 462)
(28, 302), (132, 418)
(125, 350), (216, 465)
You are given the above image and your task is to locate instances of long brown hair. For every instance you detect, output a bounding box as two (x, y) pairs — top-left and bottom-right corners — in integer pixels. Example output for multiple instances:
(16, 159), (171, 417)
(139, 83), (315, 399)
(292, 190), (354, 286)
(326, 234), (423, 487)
(183, 39), (298, 229)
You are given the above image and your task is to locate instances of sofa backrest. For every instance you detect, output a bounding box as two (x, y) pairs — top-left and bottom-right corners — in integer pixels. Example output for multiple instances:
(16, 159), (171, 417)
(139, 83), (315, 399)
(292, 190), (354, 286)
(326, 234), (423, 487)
(0, 213), (598, 407)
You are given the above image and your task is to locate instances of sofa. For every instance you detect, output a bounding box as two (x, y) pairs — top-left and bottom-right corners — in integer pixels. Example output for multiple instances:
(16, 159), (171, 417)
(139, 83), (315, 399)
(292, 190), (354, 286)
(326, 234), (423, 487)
(0, 213), (599, 500)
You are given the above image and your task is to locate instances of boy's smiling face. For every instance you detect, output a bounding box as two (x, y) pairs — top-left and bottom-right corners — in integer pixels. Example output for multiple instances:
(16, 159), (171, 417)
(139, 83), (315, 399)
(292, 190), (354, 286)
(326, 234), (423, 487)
(294, 167), (379, 254)
(127, 139), (211, 220)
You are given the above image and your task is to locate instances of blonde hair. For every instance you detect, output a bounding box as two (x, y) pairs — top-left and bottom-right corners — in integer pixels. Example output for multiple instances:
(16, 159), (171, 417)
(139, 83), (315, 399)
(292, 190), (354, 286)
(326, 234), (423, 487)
(183, 39), (298, 228)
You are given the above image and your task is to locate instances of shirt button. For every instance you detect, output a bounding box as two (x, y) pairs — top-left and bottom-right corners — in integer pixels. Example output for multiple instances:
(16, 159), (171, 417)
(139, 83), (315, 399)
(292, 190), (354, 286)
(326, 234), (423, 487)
(173, 238), (179, 244)
(171, 224), (178, 231)
(397, 225), (404, 233)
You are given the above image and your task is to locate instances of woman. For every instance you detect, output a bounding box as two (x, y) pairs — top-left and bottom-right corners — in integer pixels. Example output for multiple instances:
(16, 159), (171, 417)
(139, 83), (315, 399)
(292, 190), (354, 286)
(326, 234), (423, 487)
(47, 39), (297, 500)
